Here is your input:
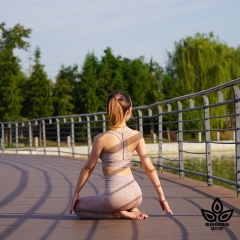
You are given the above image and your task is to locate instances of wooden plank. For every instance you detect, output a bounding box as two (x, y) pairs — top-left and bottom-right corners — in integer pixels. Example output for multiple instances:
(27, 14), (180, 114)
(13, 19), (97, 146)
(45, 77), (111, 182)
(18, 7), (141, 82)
(0, 154), (239, 240)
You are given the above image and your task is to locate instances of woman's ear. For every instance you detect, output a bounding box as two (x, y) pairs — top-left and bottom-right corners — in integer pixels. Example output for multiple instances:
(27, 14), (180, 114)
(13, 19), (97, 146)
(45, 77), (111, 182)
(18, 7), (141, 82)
(126, 107), (132, 120)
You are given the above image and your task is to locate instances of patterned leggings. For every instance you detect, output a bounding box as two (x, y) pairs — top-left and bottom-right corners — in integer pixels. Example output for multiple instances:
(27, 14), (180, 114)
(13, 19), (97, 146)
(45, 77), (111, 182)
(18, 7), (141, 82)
(74, 174), (142, 219)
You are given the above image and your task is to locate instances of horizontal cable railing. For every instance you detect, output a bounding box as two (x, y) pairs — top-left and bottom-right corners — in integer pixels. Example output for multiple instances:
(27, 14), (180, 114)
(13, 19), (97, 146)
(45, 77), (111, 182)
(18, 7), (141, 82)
(1, 78), (240, 197)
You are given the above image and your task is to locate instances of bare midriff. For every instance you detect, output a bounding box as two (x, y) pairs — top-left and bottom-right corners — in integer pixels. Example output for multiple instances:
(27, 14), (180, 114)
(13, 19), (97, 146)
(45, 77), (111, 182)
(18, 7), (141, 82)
(102, 167), (132, 176)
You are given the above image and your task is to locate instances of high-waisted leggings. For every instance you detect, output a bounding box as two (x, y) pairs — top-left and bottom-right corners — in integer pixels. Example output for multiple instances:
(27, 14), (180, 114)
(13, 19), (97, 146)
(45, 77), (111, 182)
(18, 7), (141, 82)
(74, 174), (142, 219)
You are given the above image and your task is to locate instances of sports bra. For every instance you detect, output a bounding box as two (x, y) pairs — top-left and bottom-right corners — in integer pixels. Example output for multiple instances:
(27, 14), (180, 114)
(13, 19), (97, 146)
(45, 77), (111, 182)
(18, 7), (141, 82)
(99, 129), (134, 168)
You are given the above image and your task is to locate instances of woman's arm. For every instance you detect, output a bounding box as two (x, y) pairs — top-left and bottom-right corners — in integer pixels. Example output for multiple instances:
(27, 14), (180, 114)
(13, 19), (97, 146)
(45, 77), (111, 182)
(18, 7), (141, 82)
(136, 134), (173, 215)
(69, 135), (103, 214)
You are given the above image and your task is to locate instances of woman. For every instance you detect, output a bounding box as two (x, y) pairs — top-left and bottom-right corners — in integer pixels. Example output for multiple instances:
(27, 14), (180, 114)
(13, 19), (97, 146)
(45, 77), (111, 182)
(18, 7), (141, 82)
(69, 92), (173, 219)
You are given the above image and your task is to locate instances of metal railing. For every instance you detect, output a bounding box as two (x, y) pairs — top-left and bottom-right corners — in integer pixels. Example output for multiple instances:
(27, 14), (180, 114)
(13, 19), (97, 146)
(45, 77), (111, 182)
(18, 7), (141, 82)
(1, 78), (240, 197)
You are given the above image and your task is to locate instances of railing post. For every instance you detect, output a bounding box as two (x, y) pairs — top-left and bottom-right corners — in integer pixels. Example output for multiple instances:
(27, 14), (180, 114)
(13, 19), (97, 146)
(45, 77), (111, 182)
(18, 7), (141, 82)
(102, 115), (106, 132)
(233, 85), (240, 197)
(138, 110), (143, 134)
(158, 106), (163, 172)
(42, 120), (46, 155)
(56, 118), (60, 156)
(71, 117), (75, 158)
(189, 98), (194, 108)
(35, 137), (38, 148)
(153, 134), (156, 144)
(67, 136), (71, 147)
(198, 132), (202, 142)
(9, 123), (12, 147)
(167, 104), (172, 141)
(86, 116), (91, 156)
(1, 124), (4, 152)
(29, 121), (32, 154)
(218, 90), (224, 103)
(178, 101), (184, 179)
(217, 132), (220, 141)
(148, 109), (153, 138)
(203, 95), (212, 186)
(15, 123), (18, 154)
(21, 122), (24, 139)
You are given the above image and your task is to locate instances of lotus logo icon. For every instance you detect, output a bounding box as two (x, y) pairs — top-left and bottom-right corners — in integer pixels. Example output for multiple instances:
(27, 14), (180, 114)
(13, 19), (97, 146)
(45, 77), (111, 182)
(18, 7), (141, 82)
(201, 198), (234, 223)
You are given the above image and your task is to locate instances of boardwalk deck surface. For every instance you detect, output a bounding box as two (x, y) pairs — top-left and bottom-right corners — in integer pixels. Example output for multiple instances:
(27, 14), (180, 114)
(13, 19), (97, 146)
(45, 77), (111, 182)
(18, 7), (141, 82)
(0, 154), (239, 240)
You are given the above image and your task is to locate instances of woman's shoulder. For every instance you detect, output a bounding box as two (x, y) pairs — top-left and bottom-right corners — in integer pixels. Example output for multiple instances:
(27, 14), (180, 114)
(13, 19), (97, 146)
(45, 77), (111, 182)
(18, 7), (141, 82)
(129, 129), (143, 136)
(94, 131), (119, 141)
(94, 129), (142, 139)
(128, 129), (143, 142)
(94, 132), (108, 140)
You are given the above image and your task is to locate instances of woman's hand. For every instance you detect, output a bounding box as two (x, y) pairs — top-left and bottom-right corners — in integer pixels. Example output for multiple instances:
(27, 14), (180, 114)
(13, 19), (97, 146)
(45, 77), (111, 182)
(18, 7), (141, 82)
(159, 196), (173, 215)
(69, 191), (79, 214)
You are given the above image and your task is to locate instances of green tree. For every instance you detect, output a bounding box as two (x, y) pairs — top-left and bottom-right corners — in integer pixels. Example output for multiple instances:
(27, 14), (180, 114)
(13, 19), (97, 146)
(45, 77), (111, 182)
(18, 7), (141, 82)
(162, 74), (179, 100)
(231, 46), (240, 79)
(52, 65), (74, 116)
(55, 65), (80, 114)
(0, 23), (31, 121)
(23, 46), (53, 119)
(146, 58), (164, 104)
(97, 48), (126, 110)
(78, 52), (100, 113)
(168, 32), (235, 128)
(127, 57), (150, 107)
(77, 49), (167, 114)
(171, 32), (233, 94)
(161, 75), (179, 139)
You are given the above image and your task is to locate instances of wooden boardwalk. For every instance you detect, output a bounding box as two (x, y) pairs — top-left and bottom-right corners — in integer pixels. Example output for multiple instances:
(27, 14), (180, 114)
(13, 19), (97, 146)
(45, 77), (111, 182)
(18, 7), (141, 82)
(0, 154), (239, 240)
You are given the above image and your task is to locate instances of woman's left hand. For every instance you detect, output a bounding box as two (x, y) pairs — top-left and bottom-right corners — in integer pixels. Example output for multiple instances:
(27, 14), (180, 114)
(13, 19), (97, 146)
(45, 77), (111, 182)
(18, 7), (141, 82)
(69, 191), (79, 214)
(159, 197), (173, 215)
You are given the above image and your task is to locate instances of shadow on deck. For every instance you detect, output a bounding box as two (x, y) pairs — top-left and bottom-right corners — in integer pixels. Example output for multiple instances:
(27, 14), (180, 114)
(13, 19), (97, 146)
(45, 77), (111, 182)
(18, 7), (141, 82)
(0, 154), (239, 240)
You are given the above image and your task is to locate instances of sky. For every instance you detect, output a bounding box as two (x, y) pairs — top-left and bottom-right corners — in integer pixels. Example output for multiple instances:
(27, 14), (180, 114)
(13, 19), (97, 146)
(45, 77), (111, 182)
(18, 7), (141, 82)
(0, 0), (239, 80)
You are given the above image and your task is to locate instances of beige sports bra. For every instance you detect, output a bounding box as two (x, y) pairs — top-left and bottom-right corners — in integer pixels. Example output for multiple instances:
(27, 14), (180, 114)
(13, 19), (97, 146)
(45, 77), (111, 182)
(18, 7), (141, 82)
(99, 129), (133, 168)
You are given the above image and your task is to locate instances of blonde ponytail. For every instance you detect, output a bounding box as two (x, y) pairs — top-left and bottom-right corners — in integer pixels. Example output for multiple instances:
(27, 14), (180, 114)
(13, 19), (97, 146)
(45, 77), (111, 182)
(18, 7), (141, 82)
(108, 97), (124, 130)
(106, 92), (132, 130)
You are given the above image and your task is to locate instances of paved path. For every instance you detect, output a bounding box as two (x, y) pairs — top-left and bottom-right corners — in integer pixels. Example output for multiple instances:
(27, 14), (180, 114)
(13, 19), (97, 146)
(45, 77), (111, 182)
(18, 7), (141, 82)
(0, 154), (239, 240)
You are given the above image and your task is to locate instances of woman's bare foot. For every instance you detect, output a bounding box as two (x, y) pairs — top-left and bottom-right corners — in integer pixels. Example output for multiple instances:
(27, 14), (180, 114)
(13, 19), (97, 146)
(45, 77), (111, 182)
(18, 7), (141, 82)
(112, 210), (148, 220)
(127, 207), (140, 212)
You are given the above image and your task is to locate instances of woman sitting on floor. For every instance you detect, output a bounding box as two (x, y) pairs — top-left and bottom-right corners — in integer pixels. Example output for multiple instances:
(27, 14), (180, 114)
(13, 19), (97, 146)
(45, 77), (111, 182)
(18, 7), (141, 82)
(69, 92), (173, 219)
